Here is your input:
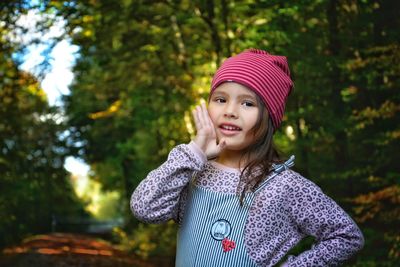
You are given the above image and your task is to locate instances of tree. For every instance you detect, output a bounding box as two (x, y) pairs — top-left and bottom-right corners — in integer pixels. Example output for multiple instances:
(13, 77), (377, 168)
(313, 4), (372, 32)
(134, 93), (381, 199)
(0, 0), (86, 247)
(39, 0), (399, 264)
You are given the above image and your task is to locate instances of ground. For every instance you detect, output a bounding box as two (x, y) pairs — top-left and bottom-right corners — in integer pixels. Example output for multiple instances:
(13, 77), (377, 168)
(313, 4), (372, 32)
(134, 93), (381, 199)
(0, 233), (174, 267)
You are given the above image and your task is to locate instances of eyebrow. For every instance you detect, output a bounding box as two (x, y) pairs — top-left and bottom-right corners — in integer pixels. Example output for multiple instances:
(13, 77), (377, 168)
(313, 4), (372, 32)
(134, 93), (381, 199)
(213, 91), (257, 99)
(239, 94), (257, 99)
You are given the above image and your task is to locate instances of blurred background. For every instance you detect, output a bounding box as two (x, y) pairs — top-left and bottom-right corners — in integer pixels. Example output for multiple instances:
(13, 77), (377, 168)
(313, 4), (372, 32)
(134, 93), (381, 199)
(0, 0), (399, 266)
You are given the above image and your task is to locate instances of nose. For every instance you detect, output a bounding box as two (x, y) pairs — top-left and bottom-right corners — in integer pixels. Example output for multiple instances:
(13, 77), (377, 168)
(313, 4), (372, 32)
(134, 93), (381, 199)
(224, 102), (238, 118)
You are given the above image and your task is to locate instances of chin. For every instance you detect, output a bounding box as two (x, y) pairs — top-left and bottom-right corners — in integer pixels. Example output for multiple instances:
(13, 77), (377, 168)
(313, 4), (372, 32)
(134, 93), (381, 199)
(223, 142), (247, 151)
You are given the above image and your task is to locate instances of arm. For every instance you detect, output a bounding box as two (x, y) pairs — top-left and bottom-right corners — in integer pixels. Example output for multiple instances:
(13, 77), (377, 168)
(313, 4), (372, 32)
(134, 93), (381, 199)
(130, 141), (207, 223)
(131, 102), (225, 224)
(284, 175), (364, 266)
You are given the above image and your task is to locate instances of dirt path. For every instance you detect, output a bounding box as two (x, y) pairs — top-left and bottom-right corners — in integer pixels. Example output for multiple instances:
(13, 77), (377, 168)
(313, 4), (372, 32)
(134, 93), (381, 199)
(0, 233), (173, 267)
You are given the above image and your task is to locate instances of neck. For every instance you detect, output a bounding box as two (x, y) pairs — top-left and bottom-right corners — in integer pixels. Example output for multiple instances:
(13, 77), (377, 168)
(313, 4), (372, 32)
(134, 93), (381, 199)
(216, 149), (247, 169)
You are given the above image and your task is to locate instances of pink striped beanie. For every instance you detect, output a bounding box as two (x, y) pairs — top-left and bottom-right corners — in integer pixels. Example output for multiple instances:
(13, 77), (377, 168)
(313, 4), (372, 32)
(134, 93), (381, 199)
(210, 49), (294, 130)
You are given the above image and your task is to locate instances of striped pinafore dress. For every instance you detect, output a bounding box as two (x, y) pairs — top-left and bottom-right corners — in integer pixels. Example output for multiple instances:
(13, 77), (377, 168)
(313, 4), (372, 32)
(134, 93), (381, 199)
(175, 156), (295, 267)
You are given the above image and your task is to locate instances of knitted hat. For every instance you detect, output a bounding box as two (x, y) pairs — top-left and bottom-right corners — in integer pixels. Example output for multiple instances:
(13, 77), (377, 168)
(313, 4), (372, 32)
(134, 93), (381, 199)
(210, 49), (294, 130)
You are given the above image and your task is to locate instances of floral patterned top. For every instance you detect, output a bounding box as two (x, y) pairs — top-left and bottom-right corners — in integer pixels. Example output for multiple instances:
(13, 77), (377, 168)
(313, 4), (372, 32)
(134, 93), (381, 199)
(131, 142), (364, 266)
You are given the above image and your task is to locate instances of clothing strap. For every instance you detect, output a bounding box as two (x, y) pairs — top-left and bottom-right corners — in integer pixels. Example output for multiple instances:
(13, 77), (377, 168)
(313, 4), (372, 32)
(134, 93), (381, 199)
(254, 155), (295, 194)
(271, 155), (295, 173)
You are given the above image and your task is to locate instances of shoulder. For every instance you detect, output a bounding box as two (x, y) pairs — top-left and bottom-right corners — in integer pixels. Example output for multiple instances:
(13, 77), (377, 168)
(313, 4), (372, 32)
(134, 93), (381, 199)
(254, 169), (323, 203)
(275, 169), (323, 192)
(276, 170), (344, 216)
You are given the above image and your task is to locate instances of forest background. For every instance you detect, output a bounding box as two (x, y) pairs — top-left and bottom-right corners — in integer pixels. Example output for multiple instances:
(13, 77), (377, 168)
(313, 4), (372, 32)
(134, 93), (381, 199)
(1, 0), (399, 266)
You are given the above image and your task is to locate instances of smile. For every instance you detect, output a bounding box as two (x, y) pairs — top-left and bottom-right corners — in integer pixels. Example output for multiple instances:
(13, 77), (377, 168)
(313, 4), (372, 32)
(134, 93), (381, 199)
(219, 123), (242, 136)
(221, 125), (241, 131)
(219, 123), (242, 131)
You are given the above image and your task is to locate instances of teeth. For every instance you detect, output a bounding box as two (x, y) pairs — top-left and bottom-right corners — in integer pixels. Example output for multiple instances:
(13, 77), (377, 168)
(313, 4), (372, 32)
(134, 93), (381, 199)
(221, 125), (240, 130)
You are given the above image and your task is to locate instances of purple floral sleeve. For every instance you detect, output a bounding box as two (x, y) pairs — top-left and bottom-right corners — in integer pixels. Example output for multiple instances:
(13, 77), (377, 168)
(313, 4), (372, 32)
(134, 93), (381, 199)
(130, 142), (206, 223)
(285, 176), (364, 266)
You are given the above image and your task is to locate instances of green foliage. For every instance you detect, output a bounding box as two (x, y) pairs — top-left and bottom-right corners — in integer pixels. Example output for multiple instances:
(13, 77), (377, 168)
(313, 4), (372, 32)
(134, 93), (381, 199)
(0, 1), (87, 248)
(71, 173), (124, 220)
(2, 0), (398, 265)
(0, 58), (87, 247)
(112, 221), (177, 260)
(55, 0), (399, 264)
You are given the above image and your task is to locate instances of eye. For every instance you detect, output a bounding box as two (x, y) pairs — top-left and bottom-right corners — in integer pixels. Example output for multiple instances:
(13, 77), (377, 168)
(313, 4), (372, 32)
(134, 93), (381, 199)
(214, 97), (226, 103)
(242, 100), (255, 107)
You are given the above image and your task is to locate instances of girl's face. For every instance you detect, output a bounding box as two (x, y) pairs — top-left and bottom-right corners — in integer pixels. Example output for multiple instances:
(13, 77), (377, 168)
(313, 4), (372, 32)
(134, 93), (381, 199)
(208, 82), (260, 151)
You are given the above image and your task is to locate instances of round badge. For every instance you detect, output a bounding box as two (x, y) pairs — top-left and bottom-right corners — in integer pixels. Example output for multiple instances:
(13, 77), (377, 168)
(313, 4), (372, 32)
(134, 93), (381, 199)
(210, 219), (232, 240)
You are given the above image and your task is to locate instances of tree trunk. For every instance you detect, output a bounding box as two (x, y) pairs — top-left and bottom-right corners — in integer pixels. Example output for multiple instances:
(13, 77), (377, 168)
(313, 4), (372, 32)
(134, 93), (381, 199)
(327, 0), (353, 195)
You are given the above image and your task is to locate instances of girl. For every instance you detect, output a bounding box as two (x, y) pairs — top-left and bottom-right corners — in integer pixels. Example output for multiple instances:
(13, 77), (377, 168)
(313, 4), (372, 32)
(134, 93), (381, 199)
(131, 49), (364, 266)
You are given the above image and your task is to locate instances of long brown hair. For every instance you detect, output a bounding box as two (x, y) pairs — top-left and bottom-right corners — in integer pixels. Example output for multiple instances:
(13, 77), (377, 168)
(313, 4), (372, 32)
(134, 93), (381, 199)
(237, 94), (284, 205)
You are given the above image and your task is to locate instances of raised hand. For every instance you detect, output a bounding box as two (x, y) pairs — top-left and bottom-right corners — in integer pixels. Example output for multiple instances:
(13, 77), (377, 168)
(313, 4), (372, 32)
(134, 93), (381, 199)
(192, 102), (226, 159)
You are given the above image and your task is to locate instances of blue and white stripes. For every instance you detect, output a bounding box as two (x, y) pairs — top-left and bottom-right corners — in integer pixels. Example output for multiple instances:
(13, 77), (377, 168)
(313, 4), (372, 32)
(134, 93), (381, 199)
(176, 185), (258, 267)
(176, 157), (294, 266)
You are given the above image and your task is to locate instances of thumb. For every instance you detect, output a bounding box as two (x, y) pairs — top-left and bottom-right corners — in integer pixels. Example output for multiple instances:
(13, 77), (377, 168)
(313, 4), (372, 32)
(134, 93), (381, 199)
(217, 139), (227, 152)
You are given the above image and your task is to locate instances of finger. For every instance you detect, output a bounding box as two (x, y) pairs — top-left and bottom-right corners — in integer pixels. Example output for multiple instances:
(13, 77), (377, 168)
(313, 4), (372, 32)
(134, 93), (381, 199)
(201, 102), (209, 121)
(203, 104), (217, 137)
(219, 139), (226, 147)
(202, 103), (213, 128)
(192, 107), (201, 130)
(217, 139), (227, 152)
(197, 104), (207, 127)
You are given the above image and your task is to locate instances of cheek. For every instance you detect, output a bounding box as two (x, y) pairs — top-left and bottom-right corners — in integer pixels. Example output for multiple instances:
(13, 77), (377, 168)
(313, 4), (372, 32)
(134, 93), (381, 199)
(246, 111), (259, 129)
